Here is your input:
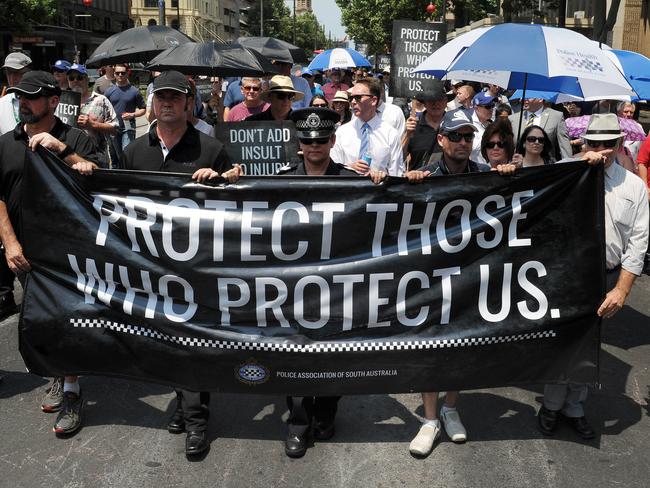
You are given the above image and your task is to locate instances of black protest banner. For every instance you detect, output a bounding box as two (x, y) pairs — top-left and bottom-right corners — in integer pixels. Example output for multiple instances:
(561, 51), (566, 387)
(54, 90), (82, 127)
(214, 121), (300, 176)
(369, 54), (391, 73)
(20, 149), (604, 395)
(390, 20), (446, 98)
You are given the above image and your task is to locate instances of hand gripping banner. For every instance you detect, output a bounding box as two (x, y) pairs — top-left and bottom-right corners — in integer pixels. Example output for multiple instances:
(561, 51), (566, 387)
(19, 150), (605, 395)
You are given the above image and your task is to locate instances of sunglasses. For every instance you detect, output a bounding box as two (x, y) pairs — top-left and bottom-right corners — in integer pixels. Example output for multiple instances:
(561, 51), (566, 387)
(350, 94), (373, 103)
(16, 93), (45, 101)
(272, 92), (295, 100)
(67, 75), (86, 81)
(586, 139), (618, 148)
(114, 71), (127, 76)
(299, 137), (330, 145)
(312, 103), (328, 107)
(444, 131), (475, 143)
(526, 136), (545, 144)
(485, 140), (505, 149)
(242, 86), (260, 91)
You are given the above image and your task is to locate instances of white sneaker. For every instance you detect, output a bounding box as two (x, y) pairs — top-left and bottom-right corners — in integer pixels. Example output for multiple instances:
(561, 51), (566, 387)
(409, 423), (440, 456)
(440, 409), (467, 443)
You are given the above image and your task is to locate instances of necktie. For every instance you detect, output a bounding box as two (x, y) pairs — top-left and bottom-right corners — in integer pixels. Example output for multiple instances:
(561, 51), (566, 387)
(526, 111), (535, 127)
(359, 122), (370, 160)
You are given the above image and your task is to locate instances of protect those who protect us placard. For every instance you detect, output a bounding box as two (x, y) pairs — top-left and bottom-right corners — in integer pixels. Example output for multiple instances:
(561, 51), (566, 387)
(54, 90), (82, 128)
(19, 149), (604, 395)
(390, 20), (446, 98)
(214, 120), (300, 176)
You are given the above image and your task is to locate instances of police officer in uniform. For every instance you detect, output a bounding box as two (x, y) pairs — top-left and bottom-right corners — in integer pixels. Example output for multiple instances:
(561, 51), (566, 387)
(278, 107), (356, 458)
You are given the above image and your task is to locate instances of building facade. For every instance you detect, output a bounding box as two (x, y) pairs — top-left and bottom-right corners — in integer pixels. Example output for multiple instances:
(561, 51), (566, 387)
(296, 0), (312, 16)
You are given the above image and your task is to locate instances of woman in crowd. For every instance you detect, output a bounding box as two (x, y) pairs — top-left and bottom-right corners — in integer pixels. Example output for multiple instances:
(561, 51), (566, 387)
(495, 103), (512, 120)
(481, 119), (515, 170)
(330, 90), (351, 127)
(513, 125), (554, 167)
(309, 94), (329, 108)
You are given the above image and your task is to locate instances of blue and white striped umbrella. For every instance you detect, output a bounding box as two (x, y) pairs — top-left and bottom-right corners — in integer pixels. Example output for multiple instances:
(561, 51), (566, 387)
(414, 23), (635, 101)
(599, 46), (650, 100)
(307, 48), (371, 71)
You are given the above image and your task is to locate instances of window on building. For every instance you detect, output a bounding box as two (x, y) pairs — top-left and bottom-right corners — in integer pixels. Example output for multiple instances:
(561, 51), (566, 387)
(144, 0), (158, 8)
(171, 0), (178, 7)
(171, 18), (180, 29)
(148, 18), (157, 25)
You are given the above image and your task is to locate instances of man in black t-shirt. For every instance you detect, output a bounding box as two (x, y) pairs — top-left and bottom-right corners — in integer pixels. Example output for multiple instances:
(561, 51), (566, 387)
(0, 71), (99, 437)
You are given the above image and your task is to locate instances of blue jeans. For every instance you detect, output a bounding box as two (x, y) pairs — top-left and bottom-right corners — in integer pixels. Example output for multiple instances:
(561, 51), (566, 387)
(120, 128), (136, 150)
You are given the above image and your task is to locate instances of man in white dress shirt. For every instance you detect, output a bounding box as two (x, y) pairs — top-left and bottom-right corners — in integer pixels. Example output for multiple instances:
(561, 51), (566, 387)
(538, 113), (649, 440)
(330, 77), (404, 176)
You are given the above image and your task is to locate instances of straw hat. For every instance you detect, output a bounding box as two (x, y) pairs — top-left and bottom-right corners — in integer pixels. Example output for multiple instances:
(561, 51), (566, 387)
(582, 113), (625, 141)
(331, 90), (349, 103)
(260, 75), (304, 102)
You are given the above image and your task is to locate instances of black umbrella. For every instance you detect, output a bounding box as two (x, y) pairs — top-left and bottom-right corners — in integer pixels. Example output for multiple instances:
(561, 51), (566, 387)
(146, 42), (278, 76)
(237, 36), (308, 64)
(86, 26), (193, 68)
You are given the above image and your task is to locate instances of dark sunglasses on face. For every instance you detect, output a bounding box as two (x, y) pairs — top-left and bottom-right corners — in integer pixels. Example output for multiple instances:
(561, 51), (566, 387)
(479, 103), (495, 110)
(17, 93), (44, 101)
(485, 140), (505, 149)
(114, 71), (127, 76)
(350, 94), (372, 103)
(299, 137), (330, 145)
(242, 86), (260, 91)
(526, 136), (545, 144)
(586, 138), (618, 148)
(312, 103), (328, 107)
(272, 92), (294, 100)
(444, 131), (475, 143)
(67, 75), (86, 81)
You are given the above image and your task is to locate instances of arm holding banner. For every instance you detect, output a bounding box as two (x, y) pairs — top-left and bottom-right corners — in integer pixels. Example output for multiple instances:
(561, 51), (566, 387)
(0, 201), (30, 273)
(27, 133), (99, 175)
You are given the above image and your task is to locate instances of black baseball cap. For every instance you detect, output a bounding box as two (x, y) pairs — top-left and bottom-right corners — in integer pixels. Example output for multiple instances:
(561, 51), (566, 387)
(291, 107), (339, 139)
(152, 70), (190, 94)
(7, 70), (61, 97)
(417, 79), (447, 102)
(439, 108), (478, 133)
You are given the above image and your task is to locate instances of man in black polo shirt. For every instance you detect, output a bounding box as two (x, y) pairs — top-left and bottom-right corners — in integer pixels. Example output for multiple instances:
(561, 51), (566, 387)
(121, 70), (237, 457)
(402, 80), (447, 170)
(0, 70), (99, 436)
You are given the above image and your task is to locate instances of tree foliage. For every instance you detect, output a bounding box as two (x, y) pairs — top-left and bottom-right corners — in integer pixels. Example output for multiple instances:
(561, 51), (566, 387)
(0, 0), (57, 33)
(335, 0), (497, 53)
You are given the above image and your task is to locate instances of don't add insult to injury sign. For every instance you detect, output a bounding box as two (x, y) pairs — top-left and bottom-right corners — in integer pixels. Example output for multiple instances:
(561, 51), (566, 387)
(19, 150), (604, 395)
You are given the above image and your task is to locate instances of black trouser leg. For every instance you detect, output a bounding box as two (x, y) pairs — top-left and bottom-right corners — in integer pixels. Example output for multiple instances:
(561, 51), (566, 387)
(181, 390), (210, 432)
(0, 248), (15, 299)
(287, 396), (313, 438)
(314, 396), (341, 424)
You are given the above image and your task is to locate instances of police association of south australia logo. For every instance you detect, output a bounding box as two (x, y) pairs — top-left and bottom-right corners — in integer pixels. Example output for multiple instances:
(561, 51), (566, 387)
(235, 359), (270, 385)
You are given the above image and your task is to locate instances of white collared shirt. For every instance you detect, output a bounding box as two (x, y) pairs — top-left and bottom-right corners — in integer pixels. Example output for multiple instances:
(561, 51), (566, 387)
(330, 114), (405, 176)
(525, 107), (544, 127)
(0, 93), (19, 135)
(376, 101), (405, 136)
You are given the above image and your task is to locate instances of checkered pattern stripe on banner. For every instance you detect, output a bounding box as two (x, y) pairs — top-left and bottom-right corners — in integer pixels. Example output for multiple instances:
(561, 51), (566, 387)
(70, 318), (556, 353)
(560, 56), (604, 73)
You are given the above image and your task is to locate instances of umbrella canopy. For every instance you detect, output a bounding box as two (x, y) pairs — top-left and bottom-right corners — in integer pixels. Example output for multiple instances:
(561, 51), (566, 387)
(414, 23), (636, 100)
(566, 115), (646, 142)
(146, 42), (277, 77)
(601, 47), (650, 100)
(307, 48), (371, 71)
(509, 89), (582, 104)
(236, 37), (308, 64)
(86, 26), (193, 68)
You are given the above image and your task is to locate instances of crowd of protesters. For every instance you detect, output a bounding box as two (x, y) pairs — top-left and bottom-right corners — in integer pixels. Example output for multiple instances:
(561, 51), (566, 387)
(0, 49), (649, 460)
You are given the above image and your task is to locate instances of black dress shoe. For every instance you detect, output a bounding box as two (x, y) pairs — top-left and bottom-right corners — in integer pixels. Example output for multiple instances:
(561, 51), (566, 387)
(537, 406), (559, 436)
(167, 408), (185, 434)
(313, 420), (335, 440)
(284, 434), (308, 458)
(0, 295), (18, 321)
(185, 431), (209, 455)
(564, 415), (595, 439)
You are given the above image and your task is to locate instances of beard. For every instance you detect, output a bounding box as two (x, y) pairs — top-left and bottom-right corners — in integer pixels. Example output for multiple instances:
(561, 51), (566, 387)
(19, 108), (45, 124)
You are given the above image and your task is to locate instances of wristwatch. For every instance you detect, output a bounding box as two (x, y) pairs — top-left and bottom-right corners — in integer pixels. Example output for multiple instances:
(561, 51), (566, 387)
(58, 144), (74, 159)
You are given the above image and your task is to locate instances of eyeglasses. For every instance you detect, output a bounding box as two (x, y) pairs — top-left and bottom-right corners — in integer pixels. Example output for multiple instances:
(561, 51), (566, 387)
(272, 92), (295, 100)
(114, 71), (127, 76)
(444, 131), (475, 143)
(67, 75), (86, 81)
(525, 136), (545, 144)
(312, 103), (328, 108)
(485, 140), (505, 149)
(299, 137), (330, 145)
(242, 86), (260, 91)
(350, 94), (373, 103)
(585, 139), (618, 149)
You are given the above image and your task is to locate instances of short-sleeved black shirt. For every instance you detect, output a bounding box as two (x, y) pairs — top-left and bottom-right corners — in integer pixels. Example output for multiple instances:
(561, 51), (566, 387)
(0, 116), (99, 238)
(276, 159), (357, 176)
(122, 122), (232, 174)
(406, 110), (442, 170)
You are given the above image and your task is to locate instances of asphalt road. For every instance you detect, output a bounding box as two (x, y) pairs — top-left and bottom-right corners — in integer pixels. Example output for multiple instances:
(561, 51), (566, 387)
(1, 271), (649, 488)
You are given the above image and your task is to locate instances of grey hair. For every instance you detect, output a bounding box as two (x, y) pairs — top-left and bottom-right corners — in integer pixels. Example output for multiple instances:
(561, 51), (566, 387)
(616, 101), (635, 113)
(242, 77), (261, 85)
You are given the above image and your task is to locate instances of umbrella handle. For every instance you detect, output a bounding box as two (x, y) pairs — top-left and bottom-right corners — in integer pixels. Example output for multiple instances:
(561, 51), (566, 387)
(516, 73), (528, 142)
